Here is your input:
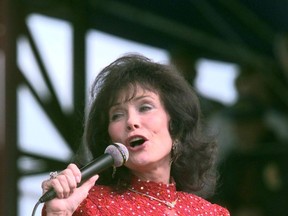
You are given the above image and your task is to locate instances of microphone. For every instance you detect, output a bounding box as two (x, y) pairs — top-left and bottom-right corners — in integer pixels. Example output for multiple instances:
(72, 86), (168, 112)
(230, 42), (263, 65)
(39, 143), (129, 203)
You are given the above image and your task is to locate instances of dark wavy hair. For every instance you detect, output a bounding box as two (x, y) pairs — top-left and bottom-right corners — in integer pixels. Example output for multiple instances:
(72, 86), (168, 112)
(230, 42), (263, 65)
(74, 53), (218, 198)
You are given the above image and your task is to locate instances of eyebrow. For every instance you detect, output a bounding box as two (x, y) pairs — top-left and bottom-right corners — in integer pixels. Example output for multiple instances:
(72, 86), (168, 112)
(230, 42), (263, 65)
(111, 95), (155, 107)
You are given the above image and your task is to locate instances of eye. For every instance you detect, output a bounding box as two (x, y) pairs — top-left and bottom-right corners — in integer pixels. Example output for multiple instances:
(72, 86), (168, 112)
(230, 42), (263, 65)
(139, 104), (153, 112)
(110, 111), (124, 121)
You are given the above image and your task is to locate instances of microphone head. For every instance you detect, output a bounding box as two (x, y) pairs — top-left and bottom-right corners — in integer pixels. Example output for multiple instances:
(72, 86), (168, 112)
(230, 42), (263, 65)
(104, 143), (129, 167)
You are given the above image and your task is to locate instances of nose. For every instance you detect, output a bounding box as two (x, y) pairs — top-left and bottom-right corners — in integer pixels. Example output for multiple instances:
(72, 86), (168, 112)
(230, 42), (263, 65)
(126, 112), (140, 131)
(127, 123), (140, 131)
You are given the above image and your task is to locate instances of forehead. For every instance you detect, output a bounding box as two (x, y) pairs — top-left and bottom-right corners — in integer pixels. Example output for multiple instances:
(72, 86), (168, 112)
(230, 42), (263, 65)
(117, 85), (158, 102)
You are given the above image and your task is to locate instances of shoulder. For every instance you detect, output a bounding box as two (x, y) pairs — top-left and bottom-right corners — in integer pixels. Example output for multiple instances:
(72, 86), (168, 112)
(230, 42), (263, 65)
(178, 192), (230, 215)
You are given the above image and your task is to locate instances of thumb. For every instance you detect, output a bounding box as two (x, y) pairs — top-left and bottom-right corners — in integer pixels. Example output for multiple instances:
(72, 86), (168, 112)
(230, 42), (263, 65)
(78, 174), (99, 197)
(80, 175), (99, 189)
(69, 175), (99, 208)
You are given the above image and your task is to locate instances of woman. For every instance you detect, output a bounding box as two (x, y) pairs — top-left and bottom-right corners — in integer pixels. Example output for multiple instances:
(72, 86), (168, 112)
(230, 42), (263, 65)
(41, 54), (230, 215)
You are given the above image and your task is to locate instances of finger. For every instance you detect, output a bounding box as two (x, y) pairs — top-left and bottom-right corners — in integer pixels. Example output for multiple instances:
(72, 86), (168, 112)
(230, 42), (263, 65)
(41, 164), (81, 199)
(41, 176), (64, 195)
(56, 174), (75, 198)
(66, 163), (82, 183)
(41, 179), (53, 194)
(59, 168), (78, 190)
(69, 175), (99, 207)
(42, 171), (76, 199)
(49, 178), (66, 199)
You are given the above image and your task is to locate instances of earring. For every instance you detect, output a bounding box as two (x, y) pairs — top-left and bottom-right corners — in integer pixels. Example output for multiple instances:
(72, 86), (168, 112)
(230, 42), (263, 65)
(169, 121), (174, 134)
(171, 139), (180, 164)
(172, 139), (178, 150)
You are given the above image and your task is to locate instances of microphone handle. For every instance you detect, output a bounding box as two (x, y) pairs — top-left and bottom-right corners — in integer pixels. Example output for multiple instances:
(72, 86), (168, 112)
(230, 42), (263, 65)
(80, 153), (114, 182)
(39, 154), (114, 203)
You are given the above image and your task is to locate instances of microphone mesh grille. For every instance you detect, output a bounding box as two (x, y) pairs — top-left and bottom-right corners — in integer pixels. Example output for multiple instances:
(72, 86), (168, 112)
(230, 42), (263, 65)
(104, 143), (129, 167)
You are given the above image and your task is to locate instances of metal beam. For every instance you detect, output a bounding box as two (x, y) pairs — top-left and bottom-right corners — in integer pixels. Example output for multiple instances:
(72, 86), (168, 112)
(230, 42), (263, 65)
(90, 0), (274, 66)
(0, 0), (19, 215)
(71, 0), (88, 151)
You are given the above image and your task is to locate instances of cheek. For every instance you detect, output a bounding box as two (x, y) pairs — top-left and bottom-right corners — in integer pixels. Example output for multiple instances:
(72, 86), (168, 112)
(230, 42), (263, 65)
(108, 124), (120, 141)
(149, 116), (171, 137)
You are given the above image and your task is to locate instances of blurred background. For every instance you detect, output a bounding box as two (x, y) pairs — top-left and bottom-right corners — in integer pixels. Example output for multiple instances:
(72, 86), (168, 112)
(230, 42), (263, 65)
(1, 0), (288, 215)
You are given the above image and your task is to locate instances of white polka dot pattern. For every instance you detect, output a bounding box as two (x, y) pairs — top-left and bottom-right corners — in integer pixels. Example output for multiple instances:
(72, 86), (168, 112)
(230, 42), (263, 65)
(73, 178), (230, 216)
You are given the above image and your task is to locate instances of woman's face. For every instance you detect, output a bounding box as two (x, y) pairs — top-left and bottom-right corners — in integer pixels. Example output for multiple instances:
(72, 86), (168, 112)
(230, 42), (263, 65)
(108, 86), (173, 173)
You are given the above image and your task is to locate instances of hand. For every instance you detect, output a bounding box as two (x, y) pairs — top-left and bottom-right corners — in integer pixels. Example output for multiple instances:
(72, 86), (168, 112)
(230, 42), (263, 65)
(41, 163), (99, 216)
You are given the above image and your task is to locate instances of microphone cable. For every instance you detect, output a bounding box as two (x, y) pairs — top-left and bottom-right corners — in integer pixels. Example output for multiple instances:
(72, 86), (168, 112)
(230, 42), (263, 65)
(31, 201), (41, 216)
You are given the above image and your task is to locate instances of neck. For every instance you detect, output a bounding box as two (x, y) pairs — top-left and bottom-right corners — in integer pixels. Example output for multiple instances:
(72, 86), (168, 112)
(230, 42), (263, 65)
(132, 168), (171, 184)
(129, 155), (172, 184)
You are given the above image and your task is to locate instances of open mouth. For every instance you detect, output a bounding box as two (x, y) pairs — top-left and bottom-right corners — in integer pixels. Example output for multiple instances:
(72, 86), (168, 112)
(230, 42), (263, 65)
(129, 137), (146, 148)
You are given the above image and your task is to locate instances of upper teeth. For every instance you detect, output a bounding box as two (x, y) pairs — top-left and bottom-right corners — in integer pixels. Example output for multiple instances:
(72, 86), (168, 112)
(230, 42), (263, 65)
(130, 137), (143, 143)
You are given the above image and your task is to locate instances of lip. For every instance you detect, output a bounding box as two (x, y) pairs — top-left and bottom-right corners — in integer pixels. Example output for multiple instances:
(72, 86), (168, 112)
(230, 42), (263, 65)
(125, 134), (148, 151)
